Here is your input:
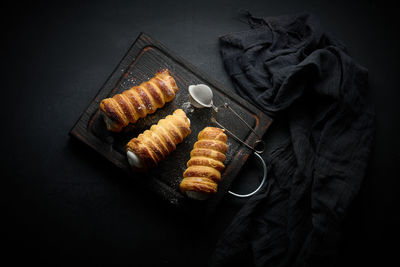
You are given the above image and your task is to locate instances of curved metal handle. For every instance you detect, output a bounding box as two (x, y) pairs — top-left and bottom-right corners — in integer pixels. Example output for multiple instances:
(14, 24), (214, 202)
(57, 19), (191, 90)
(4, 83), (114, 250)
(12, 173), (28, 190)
(228, 152), (267, 198)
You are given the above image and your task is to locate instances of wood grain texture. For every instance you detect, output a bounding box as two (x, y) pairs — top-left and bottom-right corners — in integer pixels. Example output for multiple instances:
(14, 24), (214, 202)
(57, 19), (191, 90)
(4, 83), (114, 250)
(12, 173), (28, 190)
(69, 33), (273, 217)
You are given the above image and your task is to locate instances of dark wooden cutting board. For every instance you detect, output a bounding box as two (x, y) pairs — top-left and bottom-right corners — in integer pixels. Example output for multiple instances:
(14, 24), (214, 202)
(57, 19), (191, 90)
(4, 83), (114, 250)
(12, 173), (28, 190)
(69, 33), (272, 217)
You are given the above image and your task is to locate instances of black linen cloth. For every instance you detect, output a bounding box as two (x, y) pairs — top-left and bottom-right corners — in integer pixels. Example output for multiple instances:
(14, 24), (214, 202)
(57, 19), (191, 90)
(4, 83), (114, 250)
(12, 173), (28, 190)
(211, 13), (375, 267)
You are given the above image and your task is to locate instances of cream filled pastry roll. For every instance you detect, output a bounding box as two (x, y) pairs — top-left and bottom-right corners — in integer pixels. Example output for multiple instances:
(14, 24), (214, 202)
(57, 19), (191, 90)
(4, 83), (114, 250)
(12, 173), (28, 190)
(179, 127), (228, 200)
(126, 109), (191, 170)
(100, 69), (178, 132)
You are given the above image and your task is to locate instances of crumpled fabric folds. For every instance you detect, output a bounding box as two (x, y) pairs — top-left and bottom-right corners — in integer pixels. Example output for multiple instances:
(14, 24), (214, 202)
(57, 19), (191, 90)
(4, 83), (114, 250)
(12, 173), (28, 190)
(210, 13), (375, 267)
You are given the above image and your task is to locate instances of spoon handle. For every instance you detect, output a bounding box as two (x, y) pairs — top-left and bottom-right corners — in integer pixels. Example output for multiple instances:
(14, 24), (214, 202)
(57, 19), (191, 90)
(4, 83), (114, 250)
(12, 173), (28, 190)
(223, 103), (262, 139)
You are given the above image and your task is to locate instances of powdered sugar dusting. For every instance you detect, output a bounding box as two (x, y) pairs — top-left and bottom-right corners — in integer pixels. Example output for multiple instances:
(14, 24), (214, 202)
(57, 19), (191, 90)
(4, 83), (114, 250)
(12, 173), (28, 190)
(181, 101), (194, 113)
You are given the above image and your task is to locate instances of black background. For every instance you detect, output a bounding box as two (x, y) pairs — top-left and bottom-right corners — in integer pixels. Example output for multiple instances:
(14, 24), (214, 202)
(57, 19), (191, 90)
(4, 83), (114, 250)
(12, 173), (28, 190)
(3, 0), (400, 265)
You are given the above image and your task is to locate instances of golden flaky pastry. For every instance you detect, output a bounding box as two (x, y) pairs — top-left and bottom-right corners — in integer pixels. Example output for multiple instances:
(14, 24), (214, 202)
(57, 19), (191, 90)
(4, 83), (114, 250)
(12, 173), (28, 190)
(126, 109), (191, 170)
(180, 127), (228, 200)
(100, 69), (178, 132)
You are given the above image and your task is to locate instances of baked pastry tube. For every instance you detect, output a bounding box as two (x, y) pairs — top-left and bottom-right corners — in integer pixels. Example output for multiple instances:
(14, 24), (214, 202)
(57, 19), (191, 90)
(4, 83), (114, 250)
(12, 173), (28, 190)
(126, 109), (191, 170)
(100, 69), (178, 132)
(180, 127), (228, 200)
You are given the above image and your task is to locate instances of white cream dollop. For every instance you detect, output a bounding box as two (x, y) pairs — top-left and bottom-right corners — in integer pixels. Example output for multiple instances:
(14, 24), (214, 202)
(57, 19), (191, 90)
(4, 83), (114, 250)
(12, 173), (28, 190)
(127, 150), (143, 169)
(101, 110), (114, 128)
